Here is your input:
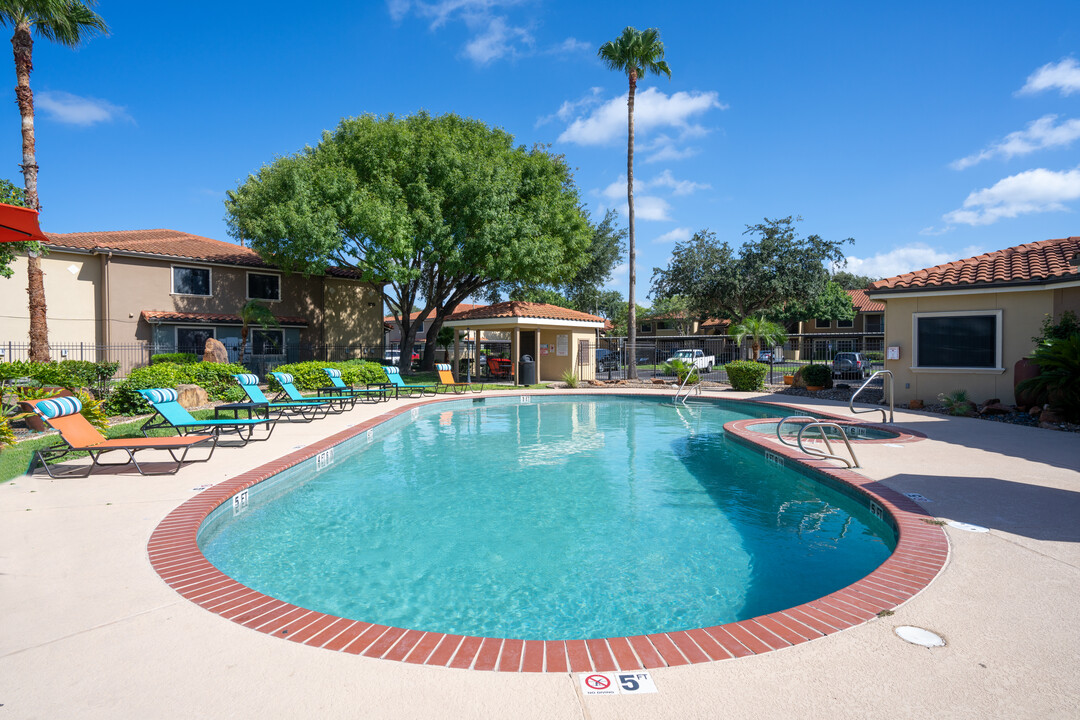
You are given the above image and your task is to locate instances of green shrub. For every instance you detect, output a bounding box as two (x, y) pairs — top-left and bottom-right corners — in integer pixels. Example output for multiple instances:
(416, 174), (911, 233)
(1017, 333), (1080, 421)
(105, 361), (248, 415)
(661, 357), (699, 384)
(937, 389), (975, 416)
(0, 360), (119, 395)
(863, 351), (884, 363)
(561, 369), (579, 388)
(151, 352), (198, 365)
(800, 363), (832, 389)
(265, 360), (385, 391)
(726, 360), (768, 391)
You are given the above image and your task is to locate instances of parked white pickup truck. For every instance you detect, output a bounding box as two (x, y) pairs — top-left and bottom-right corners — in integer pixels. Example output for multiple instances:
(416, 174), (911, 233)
(670, 349), (714, 372)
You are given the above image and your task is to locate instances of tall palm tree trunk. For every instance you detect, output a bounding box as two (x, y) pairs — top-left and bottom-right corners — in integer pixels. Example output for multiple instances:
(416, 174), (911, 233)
(13, 21), (48, 361)
(626, 69), (637, 380)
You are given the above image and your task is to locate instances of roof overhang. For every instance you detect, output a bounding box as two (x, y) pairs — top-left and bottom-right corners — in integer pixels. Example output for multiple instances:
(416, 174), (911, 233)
(442, 316), (605, 330)
(868, 276), (1080, 300)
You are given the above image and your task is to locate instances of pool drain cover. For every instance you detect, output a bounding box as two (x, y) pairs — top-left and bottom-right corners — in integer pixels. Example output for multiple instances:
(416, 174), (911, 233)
(947, 520), (989, 533)
(895, 626), (946, 647)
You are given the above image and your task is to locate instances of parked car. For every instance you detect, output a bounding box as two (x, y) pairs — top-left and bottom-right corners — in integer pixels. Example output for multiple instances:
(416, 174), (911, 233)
(595, 348), (620, 372)
(757, 351), (775, 363)
(832, 352), (871, 378)
(670, 349), (714, 372)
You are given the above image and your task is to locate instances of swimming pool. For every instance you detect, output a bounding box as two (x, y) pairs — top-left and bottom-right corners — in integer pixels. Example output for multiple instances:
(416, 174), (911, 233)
(197, 395), (896, 641)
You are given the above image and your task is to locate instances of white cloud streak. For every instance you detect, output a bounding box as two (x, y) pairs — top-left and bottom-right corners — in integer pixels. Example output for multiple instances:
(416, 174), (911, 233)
(36, 91), (131, 126)
(943, 166), (1080, 226)
(952, 114), (1080, 170)
(1018, 57), (1080, 97)
(653, 227), (692, 244)
(843, 244), (986, 279)
(557, 87), (725, 146)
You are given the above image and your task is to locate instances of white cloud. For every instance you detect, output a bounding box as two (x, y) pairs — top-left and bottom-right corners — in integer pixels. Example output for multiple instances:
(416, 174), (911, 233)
(943, 166), (1080, 225)
(536, 87), (603, 127)
(648, 169), (710, 196)
(653, 227), (692, 244)
(628, 196), (672, 221)
(843, 244), (986, 279)
(557, 87), (725, 146)
(952, 115), (1080, 170)
(36, 91), (131, 126)
(644, 142), (700, 163)
(1018, 57), (1080, 96)
(548, 37), (591, 55)
(463, 15), (531, 64)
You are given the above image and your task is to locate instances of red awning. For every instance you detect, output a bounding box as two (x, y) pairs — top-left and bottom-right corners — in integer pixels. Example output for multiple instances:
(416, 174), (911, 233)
(0, 202), (47, 243)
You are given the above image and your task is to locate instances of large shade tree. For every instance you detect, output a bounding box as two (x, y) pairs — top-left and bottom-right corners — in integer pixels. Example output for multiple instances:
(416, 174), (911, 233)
(599, 26), (670, 379)
(226, 112), (591, 373)
(1, 0), (107, 361)
(651, 217), (851, 322)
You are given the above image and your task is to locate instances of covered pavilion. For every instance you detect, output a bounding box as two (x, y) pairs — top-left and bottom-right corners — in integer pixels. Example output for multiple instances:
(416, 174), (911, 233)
(442, 301), (606, 385)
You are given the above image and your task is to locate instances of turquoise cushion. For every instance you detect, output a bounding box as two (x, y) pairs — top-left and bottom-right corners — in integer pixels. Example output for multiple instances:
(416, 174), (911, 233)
(273, 372), (294, 385)
(235, 373), (260, 386)
(36, 396), (83, 419)
(383, 366), (401, 375)
(436, 363), (450, 371)
(324, 368), (342, 378)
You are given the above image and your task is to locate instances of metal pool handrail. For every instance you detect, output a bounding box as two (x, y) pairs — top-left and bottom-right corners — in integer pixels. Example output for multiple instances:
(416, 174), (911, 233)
(673, 371), (701, 404)
(850, 370), (894, 423)
(775, 415), (861, 468)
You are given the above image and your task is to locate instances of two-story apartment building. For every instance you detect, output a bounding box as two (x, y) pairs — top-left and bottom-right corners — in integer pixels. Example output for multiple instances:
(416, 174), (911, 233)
(0, 229), (384, 364)
(788, 288), (886, 360)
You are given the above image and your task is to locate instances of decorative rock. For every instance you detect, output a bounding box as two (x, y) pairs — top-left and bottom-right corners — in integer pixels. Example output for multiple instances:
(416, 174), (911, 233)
(979, 402), (1010, 415)
(1029, 406), (1042, 417)
(651, 378), (667, 385)
(203, 337), (229, 363)
(909, 399), (925, 410)
(984, 398), (1001, 406)
(1040, 408), (1065, 425)
(175, 384), (209, 409)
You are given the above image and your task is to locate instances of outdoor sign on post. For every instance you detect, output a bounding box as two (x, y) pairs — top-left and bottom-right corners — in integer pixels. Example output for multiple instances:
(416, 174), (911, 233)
(556, 334), (568, 356)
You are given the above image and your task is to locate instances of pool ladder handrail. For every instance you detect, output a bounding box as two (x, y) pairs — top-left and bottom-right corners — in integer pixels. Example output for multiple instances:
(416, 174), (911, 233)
(775, 415), (861, 469)
(673, 371), (702, 404)
(849, 369), (894, 424)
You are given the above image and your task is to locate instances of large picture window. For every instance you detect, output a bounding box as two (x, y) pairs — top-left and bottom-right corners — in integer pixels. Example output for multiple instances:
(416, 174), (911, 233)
(815, 318), (830, 329)
(173, 266), (211, 296)
(247, 272), (281, 301)
(914, 311), (1001, 369)
(176, 326), (214, 354)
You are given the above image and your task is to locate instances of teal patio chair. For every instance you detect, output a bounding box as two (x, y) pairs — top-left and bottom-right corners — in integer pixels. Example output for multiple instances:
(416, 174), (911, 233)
(137, 388), (277, 446)
(234, 373), (332, 422)
(269, 372), (355, 413)
(320, 368), (394, 403)
(380, 365), (437, 398)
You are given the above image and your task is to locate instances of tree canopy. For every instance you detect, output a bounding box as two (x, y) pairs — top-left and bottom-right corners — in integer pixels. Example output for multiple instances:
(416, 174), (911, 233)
(225, 112), (591, 371)
(771, 280), (855, 325)
(650, 217), (851, 323)
(831, 270), (878, 290)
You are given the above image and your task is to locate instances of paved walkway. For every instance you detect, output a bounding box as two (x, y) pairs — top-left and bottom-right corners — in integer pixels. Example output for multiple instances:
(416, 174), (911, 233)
(1, 389), (1078, 719)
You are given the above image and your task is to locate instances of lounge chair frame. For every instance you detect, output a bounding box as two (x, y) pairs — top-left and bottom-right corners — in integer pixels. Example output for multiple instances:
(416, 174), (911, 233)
(235, 375), (332, 422)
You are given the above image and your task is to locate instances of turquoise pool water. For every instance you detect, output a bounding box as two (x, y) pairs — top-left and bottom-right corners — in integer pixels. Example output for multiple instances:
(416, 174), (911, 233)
(199, 396), (895, 640)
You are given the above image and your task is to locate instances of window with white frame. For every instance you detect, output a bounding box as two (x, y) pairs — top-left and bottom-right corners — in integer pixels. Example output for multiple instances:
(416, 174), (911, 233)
(913, 311), (1002, 369)
(247, 272), (281, 301)
(837, 317), (854, 328)
(815, 318), (830, 329)
(173, 266), (211, 296)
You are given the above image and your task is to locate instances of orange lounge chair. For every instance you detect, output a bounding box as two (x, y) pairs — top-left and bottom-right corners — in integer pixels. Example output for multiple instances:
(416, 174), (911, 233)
(28, 397), (217, 478)
(435, 363), (483, 394)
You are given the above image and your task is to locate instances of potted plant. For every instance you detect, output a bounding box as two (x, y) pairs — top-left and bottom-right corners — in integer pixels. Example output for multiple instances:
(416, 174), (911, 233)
(801, 364), (831, 391)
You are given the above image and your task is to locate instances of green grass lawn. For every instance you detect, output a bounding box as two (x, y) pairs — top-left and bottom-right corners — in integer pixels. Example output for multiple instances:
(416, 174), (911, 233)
(0, 408), (220, 484)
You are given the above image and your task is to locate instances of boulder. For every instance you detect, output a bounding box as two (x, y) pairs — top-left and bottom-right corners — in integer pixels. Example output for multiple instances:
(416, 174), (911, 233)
(203, 337), (229, 364)
(979, 402), (1010, 415)
(651, 378), (667, 385)
(176, 384), (209, 409)
(1040, 408), (1065, 425)
(908, 399), (925, 410)
(1028, 406), (1042, 418)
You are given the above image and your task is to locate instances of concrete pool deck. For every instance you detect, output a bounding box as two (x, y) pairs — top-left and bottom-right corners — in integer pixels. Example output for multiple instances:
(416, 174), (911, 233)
(1, 388), (1078, 718)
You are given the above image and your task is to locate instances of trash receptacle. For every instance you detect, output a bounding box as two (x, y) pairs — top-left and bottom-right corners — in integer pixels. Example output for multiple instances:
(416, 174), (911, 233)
(519, 360), (537, 385)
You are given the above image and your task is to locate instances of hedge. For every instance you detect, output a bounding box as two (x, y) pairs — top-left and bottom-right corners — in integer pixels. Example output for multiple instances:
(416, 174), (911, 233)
(725, 360), (768, 392)
(151, 352), (198, 365)
(799, 363), (833, 389)
(264, 360), (386, 392)
(0, 359), (120, 392)
(105, 361), (248, 415)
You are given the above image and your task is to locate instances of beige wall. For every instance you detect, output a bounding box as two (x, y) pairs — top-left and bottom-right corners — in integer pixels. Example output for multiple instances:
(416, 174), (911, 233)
(881, 289), (1057, 406)
(536, 329), (596, 382)
(323, 278), (384, 347)
(1052, 286), (1080, 318)
(0, 251), (101, 345)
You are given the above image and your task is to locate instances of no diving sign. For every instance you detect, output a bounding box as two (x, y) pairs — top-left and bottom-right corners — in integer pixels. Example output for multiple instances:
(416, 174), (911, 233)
(580, 672), (658, 696)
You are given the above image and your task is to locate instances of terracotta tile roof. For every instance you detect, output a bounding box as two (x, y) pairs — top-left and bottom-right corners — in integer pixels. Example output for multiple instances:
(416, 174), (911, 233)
(847, 288), (885, 312)
(141, 310), (308, 326)
(700, 318), (731, 329)
(44, 229), (362, 278)
(384, 303), (486, 323)
(870, 236), (1080, 292)
(446, 301), (605, 324)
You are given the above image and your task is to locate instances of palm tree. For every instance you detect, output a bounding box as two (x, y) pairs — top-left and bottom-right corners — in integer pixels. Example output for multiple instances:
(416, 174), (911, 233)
(729, 316), (787, 359)
(237, 300), (280, 362)
(598, 26), (670, 380)
(1, 1), (107, 362)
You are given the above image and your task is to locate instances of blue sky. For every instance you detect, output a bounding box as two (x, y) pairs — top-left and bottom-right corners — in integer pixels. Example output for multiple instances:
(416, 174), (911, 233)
(6, 0), (1080, 303)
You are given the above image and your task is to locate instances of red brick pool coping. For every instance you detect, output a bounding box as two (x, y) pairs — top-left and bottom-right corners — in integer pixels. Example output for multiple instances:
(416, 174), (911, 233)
(147, 392), (947, 672)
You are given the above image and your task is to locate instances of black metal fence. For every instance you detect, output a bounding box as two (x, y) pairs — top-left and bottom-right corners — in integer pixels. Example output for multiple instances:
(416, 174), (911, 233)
(588, 333), (885, 385)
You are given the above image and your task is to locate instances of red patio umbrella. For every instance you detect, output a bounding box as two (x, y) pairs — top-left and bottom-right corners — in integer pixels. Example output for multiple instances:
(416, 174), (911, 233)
(0, 201), (48, 243)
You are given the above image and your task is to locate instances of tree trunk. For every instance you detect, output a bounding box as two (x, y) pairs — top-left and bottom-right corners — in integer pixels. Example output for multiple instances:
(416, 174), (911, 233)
(13, 22), (49, 361)
(626, 70), (637, 380)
